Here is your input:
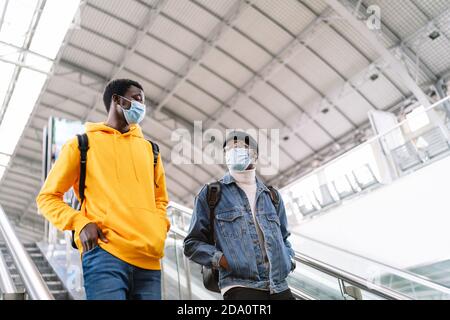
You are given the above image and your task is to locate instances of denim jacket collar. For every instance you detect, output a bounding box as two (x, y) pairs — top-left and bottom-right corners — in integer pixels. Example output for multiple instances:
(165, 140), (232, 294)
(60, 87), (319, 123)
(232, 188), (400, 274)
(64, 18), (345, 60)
(221, 171), (270, 193)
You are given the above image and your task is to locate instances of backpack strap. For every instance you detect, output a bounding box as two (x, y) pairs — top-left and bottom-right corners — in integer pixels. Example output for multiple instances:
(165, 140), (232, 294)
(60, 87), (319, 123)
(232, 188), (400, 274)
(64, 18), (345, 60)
(206, 182), (221, 245)
(76, 133), (89, 206)
(267, 185), (280, 213)
(72, 133), (89, 250)
(147, 140), (159, 166)
(147, 140), (160, 188)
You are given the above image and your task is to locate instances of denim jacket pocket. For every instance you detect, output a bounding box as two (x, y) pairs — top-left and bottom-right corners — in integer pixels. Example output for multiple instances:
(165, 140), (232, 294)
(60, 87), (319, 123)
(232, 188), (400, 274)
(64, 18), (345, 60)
(264, 212), (281, 233)
(216, 207), (244, 239)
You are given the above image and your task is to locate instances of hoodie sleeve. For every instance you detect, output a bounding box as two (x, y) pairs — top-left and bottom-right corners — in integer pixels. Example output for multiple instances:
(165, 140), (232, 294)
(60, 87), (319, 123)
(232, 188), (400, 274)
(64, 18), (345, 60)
(36, 139), (92, 233)
(154, 153), (170, 231)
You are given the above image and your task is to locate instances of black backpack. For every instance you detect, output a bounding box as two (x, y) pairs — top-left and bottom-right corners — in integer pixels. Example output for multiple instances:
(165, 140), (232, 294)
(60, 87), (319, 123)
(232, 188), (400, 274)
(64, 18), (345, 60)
(70, 133), (160, 249)
(201, 180), (280, 293)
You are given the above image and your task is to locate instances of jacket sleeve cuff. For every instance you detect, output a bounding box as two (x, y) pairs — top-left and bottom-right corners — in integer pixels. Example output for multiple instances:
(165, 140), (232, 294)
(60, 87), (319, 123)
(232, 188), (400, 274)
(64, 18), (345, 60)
(212, 251), (223, 269)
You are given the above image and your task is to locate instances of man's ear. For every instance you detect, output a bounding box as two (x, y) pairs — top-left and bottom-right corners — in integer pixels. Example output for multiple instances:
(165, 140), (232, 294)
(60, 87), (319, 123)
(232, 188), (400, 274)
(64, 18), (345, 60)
(112, 94), (119, 105)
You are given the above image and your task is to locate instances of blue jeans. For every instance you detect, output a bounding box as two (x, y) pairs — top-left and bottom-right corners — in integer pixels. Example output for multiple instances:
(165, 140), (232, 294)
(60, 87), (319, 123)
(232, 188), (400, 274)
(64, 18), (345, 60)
(82, 246), (161, 300)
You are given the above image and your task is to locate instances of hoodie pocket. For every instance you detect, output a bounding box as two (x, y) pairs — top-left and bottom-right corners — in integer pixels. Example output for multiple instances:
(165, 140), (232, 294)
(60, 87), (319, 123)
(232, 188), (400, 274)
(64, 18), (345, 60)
(103, 205), (169, 258)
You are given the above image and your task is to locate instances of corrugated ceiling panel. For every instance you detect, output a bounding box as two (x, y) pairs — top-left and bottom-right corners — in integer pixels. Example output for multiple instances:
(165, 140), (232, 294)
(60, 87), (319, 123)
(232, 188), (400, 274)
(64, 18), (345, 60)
(200, 48), (253, 88)
(410, 0), (450, 20)
(125, 53), (174, 87)
(363, 0), (428, 39)
(406, 13), (450, 76)
(216, 28), (272, 72)
(165, 178), (188, 200)
(218, 108), (258, 130)
(188, 67), (236, 103)
(280, 134), (314, 161)
(192, 0), (238, 18)
(296, 120), (333, 150)
(234, 6), (293, 55)
(333, 89), (373, 125)
(357, 73), (404, 110)
(163, 96), (208, 122)
(176, 165), (212, 189)
(149, 15), (203, 57)
(69, 28), (124, 65)
(62, 46), (113, 78)
(45, 76), (100, 106)
(89, 0), (157, 26)
(250, 81), (302, 120)
(82, 4), (136, 45)
(288, 45), (345, 95)
(300, 0), (328, 14)
(162, 0), (220, 39)
(307, 24), (370, 80)
(118, 69), (165, 99)
(40, 93), (87, 115)
(232, 96), (280, 129)
(38, 104), (79, 122)
(137, 35), (188, 72)
(255, 0), (316, 35)
(269, 66), (323, 113)
(312, 103), (354, 138)
(327, 19), (394, 61)
(15, 148), (41, 161)
(175, 82), (221, 115)
(21, 137), (41, 152)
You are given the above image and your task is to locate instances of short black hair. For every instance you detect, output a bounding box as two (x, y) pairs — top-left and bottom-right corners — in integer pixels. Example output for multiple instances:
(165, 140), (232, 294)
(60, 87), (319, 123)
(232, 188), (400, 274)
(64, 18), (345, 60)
(103, 79), (144, 112)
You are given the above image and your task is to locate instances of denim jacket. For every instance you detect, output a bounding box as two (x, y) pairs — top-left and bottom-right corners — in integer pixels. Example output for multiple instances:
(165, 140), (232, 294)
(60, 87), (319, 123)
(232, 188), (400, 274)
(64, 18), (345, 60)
(183, 172), (295, 294)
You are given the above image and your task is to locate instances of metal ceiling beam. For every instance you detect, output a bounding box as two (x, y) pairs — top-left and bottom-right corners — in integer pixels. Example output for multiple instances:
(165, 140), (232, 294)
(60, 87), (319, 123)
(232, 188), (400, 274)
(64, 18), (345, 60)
(77, 2), (325, 159)
(351, 1), (439, 84)
(203, 8), (338, 133)
(153, 0), (254, 113)
(324, 0), (431, 108)
(0, 0), (9, 33)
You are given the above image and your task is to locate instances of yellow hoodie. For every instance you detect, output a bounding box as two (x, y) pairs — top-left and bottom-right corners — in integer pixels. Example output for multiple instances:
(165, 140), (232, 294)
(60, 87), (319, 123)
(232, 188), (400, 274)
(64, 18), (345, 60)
(36, 122), (170, 270)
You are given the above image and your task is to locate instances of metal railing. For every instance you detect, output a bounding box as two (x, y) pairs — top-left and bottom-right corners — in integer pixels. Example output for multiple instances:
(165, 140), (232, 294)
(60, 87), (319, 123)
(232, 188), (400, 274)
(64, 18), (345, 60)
(280, 96), (450, 220)
(166, 203), (450, 300)
(0, 204), (54, 300)
(165, 218), (410, 300)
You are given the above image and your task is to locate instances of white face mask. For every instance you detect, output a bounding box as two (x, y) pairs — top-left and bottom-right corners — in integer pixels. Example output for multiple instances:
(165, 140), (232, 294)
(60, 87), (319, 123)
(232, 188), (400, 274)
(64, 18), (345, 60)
(118, 96), (146, 124)
(225, 148), (252, 172)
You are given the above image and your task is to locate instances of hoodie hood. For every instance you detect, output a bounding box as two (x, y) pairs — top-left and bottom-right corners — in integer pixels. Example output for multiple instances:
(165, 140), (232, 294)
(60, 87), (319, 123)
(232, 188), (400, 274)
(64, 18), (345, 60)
(85, 122), (144, 138)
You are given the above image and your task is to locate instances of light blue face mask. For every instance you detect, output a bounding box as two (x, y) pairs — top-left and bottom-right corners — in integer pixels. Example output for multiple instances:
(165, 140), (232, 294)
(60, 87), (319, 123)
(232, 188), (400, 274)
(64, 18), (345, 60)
(225, 148), (252, 172)
(118, 96), (146, 125)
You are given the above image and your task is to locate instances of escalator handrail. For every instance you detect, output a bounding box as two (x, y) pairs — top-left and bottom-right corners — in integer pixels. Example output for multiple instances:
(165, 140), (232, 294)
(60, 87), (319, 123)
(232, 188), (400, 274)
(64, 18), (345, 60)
(0, 242), (17, 294)
(296, 233), (450, 296)
(0, 204), (54, 300)
(168, 225), (409, 300)
(168, 204), (450, 296)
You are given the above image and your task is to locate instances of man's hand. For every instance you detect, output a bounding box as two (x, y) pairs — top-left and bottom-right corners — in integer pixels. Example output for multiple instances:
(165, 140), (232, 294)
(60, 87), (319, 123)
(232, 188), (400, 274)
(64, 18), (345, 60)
(79, 223), (108, 252)
(219, 255), (230, 271)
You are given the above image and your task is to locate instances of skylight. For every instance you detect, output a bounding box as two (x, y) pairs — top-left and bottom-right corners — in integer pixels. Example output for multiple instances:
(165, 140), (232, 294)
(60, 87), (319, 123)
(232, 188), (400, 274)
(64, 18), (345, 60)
(0, 0), (81, 181)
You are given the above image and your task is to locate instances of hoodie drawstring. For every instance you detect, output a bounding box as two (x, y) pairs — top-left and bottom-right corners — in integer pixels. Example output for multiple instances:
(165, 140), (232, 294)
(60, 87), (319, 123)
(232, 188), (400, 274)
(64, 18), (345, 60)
(113, 132), (120, 182)
(128, 137), (140, 183)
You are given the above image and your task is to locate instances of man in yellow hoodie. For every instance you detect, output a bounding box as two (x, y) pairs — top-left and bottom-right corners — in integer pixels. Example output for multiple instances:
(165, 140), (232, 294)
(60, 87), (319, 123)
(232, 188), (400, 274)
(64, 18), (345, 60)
(36, 79), (170, 300)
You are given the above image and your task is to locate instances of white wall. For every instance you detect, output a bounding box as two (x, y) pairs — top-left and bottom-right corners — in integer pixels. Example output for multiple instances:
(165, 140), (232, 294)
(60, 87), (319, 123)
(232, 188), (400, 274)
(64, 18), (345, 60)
(293, 154), (450, 270)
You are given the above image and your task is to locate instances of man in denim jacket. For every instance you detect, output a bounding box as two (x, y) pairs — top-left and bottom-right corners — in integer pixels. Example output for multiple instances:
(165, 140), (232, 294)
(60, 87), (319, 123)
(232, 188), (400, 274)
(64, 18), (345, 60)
(184, 131), (296, 300)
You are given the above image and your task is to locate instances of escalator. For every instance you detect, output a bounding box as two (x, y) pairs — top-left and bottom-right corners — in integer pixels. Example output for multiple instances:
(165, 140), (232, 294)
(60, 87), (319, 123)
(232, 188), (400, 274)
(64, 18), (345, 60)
(2, 200), (450, 300)
(0, 242), (70, 300)
(164, 203), (450, 300)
